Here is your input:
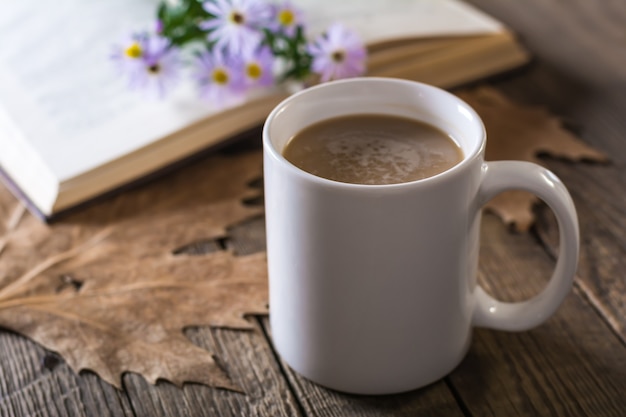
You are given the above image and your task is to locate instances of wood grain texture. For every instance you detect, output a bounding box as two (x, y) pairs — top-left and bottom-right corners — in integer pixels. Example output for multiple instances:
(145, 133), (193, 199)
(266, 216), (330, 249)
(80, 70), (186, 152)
(0, 331), (134, 417)
(261, 317), (465, 417)
(535, 160), (626, 342)
(0, 150), (270, 390)
(114, 205), (297, 417)
(448, 214), (626, 417)
(465, 0), (626, 343)
(122, 321), (301, 417)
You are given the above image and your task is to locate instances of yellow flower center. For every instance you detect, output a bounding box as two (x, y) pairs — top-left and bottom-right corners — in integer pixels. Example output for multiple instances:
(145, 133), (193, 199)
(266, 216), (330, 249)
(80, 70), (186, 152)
(246, 63), (262, 79)
(124, 42), (142, 59)
(331, 50), (345, 63)
(212, 68), (229, 85)
(278, 9), (294, 26)
(229, 11), (245, 25)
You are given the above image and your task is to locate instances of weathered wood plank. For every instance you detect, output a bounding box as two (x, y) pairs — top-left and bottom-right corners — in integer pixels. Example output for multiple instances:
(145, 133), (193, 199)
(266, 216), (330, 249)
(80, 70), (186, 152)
(75, 371), (136, 417)
(261, 317), (465, 417)
(119, 318), (300, 417)
(0, 330), (134, 417)
(534, 160), (626, 342)
(225, 215), (267, 256)
(120, 222), (299, 417)
(122, 321), (302, 417)
(468, 0), (626, 349)
(448, 214), (626, 417)
(0, 191), (288, 417)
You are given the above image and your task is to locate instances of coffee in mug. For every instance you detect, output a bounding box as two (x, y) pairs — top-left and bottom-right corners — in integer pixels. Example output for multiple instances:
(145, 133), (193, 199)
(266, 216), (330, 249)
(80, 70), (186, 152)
(282, 114), (463, 185)
(263, 77), (579, 395)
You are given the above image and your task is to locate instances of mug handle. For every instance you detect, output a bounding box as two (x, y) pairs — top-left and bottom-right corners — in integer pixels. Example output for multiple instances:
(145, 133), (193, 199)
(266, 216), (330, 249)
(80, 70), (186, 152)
(472, 161), (579, 331)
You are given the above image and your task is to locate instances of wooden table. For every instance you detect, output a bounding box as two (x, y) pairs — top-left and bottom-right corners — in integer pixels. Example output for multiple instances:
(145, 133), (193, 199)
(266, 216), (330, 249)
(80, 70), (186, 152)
(1, 0), (625, 416)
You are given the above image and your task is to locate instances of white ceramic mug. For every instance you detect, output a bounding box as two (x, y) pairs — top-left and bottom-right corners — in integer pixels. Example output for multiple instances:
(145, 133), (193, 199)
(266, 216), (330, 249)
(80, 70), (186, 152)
(263, 77), (579, 395)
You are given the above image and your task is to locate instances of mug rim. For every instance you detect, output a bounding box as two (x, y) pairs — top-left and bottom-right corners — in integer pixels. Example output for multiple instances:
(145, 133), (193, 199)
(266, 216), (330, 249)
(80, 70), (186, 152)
(263, 77), (486, 189)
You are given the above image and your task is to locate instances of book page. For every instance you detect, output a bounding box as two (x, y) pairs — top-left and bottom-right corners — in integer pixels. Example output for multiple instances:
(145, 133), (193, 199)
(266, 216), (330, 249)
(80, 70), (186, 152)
(0, 0), (503, 182)
(302, 0), (503, 41)
(0, 0), (226, 182)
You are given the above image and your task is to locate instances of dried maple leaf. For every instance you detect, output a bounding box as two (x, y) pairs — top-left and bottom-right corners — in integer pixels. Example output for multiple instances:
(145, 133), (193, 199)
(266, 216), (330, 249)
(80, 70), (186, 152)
(457, 87), (608, 231)
(0, 151), (268, 389)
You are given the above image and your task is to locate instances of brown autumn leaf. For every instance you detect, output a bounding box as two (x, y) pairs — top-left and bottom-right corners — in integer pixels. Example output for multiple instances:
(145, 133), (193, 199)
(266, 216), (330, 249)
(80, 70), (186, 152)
(457, 87), (608, 231)
(0, 150), (268, 389)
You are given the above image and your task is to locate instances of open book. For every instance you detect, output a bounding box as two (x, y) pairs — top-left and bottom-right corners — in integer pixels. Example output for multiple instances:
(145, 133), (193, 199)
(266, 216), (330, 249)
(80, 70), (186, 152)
(0, 0), (529, 220)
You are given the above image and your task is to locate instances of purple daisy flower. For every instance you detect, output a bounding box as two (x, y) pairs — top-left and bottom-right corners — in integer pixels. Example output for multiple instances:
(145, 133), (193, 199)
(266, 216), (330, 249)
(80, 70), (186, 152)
(308, 23), (367, 82)
(111, 32), (149, 78)
(200, 0), (272, 56)
(112, 33), (181, 98)
(268, 1), (303, 37)
(155, 20), (164, 34)
(133, 36), (181, 98)
(242, 47), (274, 87)
(193, 49), (246, 106)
